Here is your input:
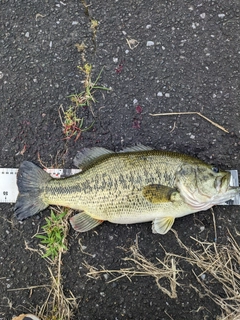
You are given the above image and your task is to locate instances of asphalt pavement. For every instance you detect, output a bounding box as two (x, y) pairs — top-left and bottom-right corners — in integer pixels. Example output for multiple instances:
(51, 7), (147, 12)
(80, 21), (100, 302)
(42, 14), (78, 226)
(1, 1), (240, 319)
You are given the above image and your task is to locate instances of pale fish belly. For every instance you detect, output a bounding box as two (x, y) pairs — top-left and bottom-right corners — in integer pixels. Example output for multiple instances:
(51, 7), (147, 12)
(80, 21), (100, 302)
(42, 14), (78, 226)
(83, 189), (196, 224)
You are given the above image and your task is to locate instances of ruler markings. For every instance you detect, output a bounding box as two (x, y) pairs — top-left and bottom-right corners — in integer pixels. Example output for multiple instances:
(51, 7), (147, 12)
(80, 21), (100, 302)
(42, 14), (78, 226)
(0, 168), (80, 203)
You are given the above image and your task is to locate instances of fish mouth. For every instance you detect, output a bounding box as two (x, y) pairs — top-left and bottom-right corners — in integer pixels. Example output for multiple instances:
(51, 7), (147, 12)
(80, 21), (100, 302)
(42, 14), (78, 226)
(214, 173), (230, 193)
(178, 172), (232, 210)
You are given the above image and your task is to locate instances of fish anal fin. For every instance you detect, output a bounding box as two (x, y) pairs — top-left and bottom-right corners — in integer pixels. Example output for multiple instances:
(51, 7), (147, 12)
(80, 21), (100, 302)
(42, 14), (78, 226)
(142, 184), (178, 203)
(73, 147), (114, 170)
(152, 217), (175, 234)
(70, 211), (103, 232)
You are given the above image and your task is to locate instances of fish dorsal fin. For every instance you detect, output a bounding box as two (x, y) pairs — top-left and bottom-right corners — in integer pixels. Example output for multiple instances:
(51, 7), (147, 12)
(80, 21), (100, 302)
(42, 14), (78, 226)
(119, 144), (154, 153)
(142, 184), (179, 203)
(70, 211), (103, 232)
(152, 217), (175, 234)
(74, 147), (114, 170)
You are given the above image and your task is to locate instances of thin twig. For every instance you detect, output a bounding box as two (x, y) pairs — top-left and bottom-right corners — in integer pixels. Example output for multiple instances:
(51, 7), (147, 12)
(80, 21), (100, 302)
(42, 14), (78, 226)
(211, 208), (218, 243)
(149, 112), (229, 133)
(7, 285), (49, 291)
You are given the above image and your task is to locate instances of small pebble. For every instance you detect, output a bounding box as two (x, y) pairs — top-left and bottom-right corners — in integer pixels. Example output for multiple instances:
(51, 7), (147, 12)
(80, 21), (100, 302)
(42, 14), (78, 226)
(192, 22), (199, 29)
(201, 274), (206, 281)
(103, 274), (109, 280)
(146, 41), (154, 46)
(133, 98), (138, 105)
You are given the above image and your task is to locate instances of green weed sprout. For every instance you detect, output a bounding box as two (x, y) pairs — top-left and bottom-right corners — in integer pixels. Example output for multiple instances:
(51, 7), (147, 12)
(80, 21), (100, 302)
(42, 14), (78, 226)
(36, 210), (68, 261)
(69, 64), (109, 108)
(59, 105), (94, 141)
(59, 65), (110, 141)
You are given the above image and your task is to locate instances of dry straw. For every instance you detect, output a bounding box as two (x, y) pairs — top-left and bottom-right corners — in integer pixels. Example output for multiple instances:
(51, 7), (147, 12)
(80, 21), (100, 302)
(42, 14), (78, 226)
(149, 112), (229, 133)
(84, 228), (240, 319)
(84, 238), (181, 299)
(171, 229), (240, 320)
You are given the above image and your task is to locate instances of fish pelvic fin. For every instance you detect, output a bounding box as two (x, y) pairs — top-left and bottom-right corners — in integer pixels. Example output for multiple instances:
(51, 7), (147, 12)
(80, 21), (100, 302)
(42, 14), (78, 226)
(70, 211), (103, 232)
(15, 161), (52, 220)
(152, 217), (175, 234)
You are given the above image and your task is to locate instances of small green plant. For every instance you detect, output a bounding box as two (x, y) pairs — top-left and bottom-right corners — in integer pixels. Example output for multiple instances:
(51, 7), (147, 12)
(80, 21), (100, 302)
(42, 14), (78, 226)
(70, 64), (109, 109)
(59, 64), (110, 141)
(90, 18), (98, 39)
(35, 209), (77, 319)
(59, 105), (94, 141)
(36, 210), (68, 261)
(81, 0), (98, 49)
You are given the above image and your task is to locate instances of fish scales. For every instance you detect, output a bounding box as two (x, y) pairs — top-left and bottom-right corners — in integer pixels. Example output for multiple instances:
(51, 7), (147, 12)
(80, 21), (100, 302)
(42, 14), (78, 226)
(14, 147), (240, 234)
(40, 151), (200, 219)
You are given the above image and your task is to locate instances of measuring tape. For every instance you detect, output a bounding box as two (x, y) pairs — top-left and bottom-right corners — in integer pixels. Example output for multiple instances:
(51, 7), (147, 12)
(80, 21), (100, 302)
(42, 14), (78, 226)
(0, 168), (239, 205)
(0, 168), (80, 203)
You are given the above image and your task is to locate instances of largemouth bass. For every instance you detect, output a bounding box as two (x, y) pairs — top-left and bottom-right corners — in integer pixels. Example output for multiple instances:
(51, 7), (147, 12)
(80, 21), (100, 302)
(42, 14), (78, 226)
(14, 145), (240, 234)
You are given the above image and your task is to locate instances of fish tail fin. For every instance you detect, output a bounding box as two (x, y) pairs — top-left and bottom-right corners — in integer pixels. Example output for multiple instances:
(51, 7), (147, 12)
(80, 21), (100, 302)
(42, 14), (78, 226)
(15, 161), (52, 220)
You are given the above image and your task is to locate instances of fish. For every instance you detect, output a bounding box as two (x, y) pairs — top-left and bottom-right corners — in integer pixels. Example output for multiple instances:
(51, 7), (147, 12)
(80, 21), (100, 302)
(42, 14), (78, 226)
(14, 145), (240, 234)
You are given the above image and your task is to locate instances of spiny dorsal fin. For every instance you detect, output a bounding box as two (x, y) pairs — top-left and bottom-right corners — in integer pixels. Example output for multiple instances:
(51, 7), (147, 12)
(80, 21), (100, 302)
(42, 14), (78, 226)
(142, 184), (179, 203)
(152, 217), (175, 234)
(119, 144), (154, 153)
(74, 147), (113, 170)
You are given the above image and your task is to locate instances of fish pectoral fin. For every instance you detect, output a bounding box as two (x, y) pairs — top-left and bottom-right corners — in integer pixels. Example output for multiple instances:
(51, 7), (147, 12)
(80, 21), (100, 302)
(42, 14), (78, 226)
(70, 211), (103, 232)
(152, 217), (175, 234)
(142, 184), (178, 203)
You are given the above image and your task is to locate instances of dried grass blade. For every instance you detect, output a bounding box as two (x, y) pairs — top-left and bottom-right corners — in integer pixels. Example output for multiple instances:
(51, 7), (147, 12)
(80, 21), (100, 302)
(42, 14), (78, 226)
(149, 111), (229, 133)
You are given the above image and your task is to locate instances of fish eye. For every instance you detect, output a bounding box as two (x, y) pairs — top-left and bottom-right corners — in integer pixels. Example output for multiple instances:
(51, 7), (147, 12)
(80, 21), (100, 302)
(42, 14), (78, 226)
(212, 167), (219, 173)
